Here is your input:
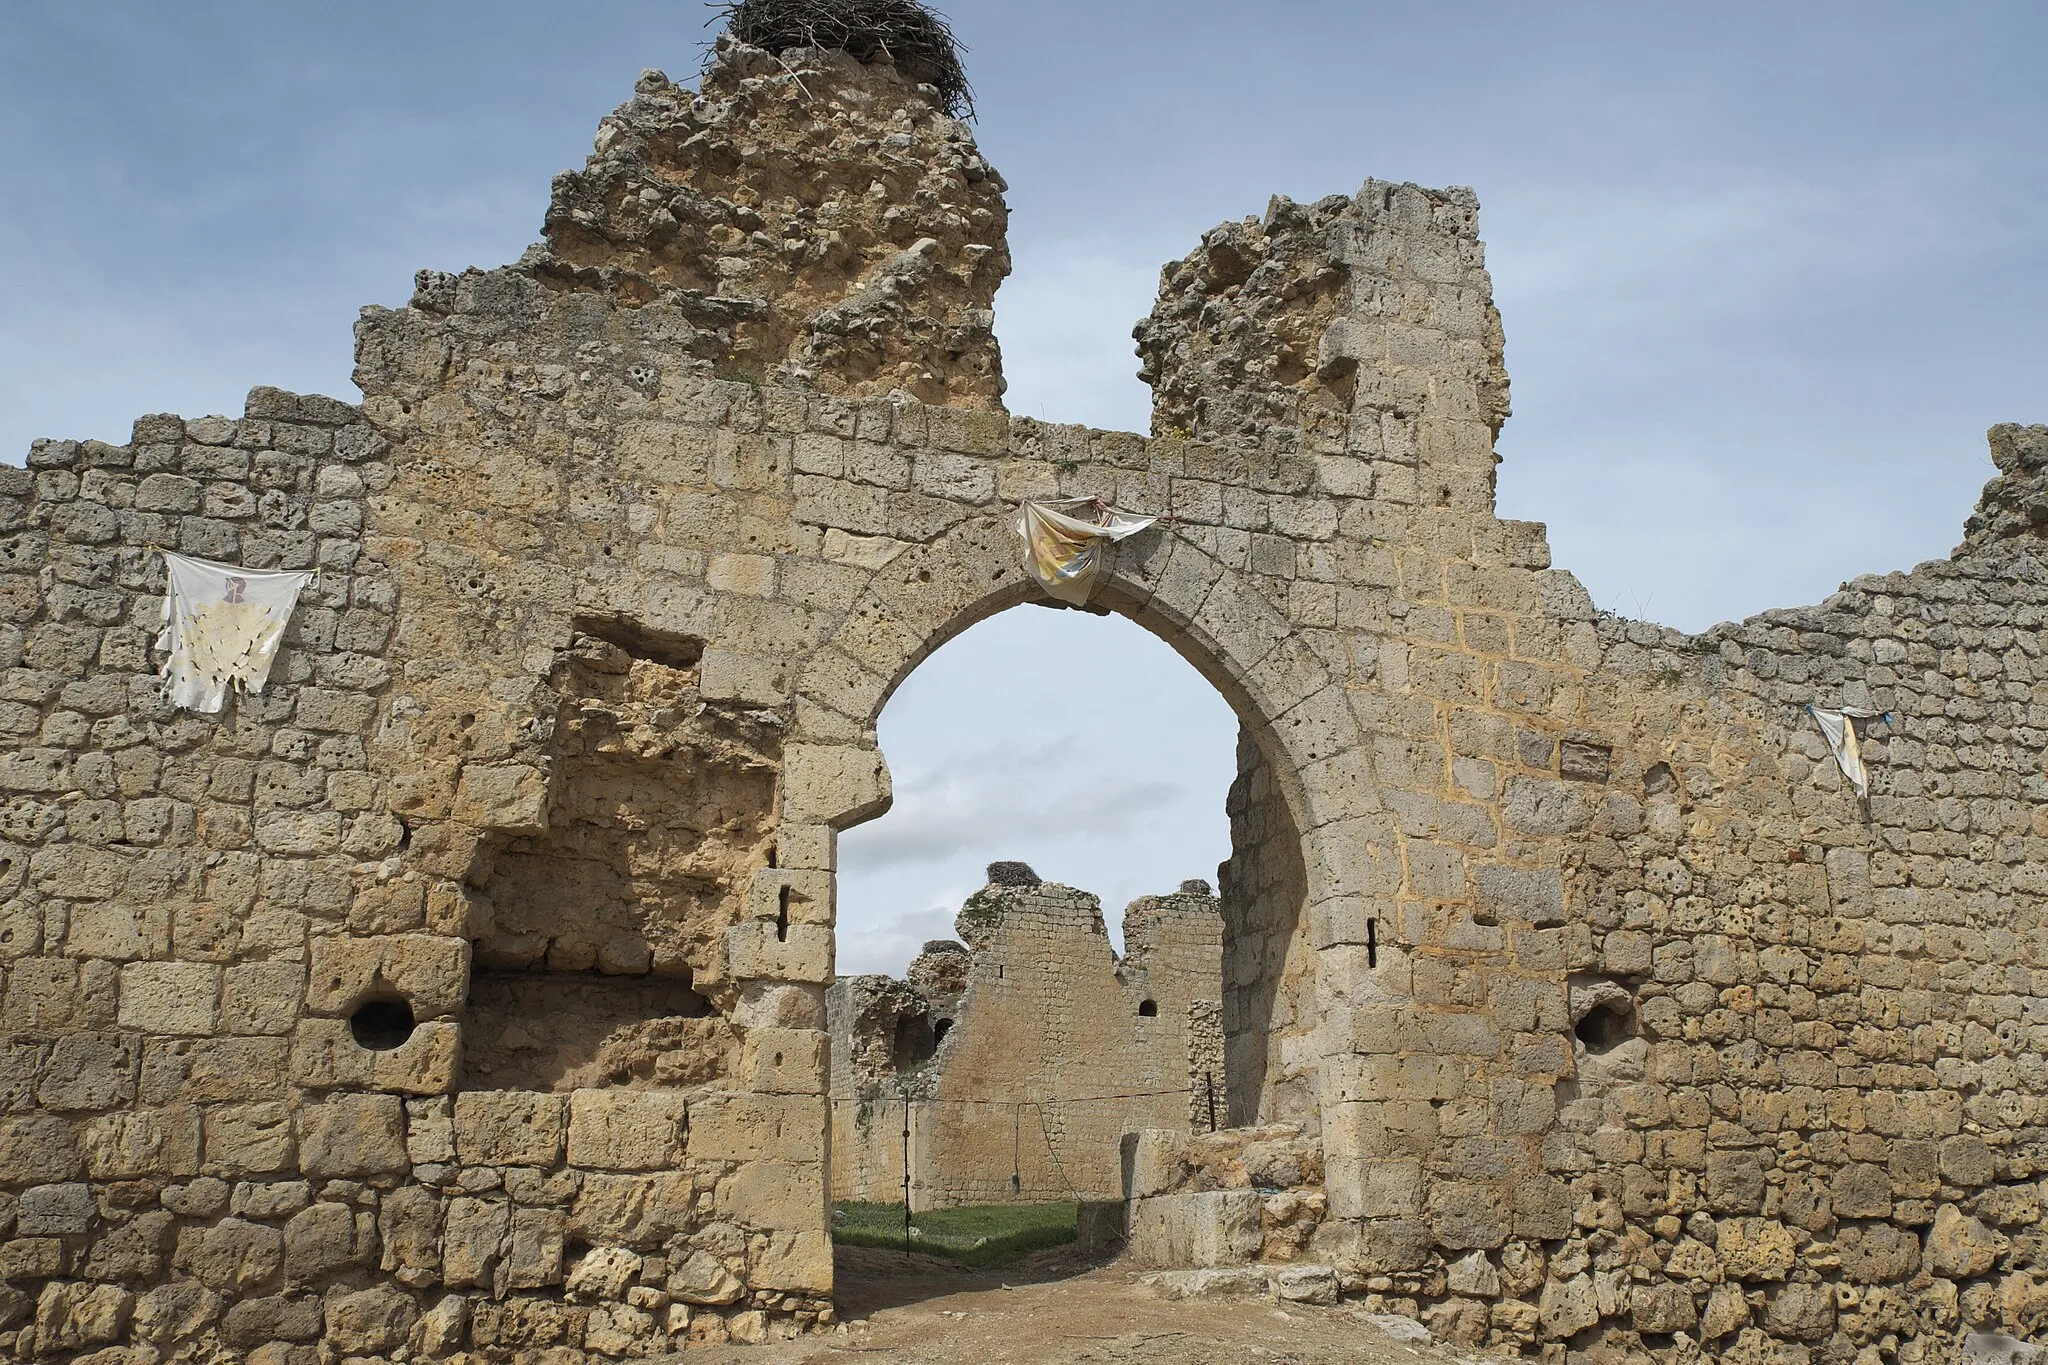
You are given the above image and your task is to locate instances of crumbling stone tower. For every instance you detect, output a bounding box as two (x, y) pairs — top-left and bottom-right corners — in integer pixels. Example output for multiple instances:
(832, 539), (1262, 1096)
(3, 15), (2048, 1363)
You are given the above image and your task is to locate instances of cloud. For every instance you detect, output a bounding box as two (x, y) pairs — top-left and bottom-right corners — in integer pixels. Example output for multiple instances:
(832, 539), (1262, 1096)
(839, 737), (1185, 874)
(835, 895), (973, 977)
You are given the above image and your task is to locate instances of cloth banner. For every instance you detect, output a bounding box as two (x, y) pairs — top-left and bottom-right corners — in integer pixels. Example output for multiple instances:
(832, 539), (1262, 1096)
(156, 552), (317, 713)
(1014, 499), (1158, 606)
(1808, 704), (1886, 800)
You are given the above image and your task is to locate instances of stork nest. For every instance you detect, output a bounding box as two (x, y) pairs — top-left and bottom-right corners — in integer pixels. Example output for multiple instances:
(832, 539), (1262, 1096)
(710, 0), (974, 119)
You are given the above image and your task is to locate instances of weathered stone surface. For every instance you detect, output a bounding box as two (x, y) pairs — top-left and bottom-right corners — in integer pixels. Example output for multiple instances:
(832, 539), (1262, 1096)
(0, 22), (2040, 1364)
(832, 880), (1224, 1206)
(1928, 1205), (2006, 1278)
(296, 1093), (407, 1176)
(565, 1089), (686, 1171)
(452, 1091), (563, 1167)
(324, 1285), (418, 1355)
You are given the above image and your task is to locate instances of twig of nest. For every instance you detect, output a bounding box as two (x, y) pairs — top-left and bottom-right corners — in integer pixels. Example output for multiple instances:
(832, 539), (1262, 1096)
(707, 0), (975, 119)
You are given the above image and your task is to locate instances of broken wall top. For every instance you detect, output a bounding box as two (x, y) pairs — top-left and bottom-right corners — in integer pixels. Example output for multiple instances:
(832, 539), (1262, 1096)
(412, 40), (1009, 410)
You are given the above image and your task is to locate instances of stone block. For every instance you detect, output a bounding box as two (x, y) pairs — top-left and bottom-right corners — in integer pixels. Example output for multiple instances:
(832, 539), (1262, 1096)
(698, 648), (786, 706)
(82, 1105), (201, 1179)
(566, 1089), (687, 1170)
(32, 1281), (132, 1353)
(1127, 1194), (1190, 1268)
(450, 762), (549, 833)
(442, 1196), (511, 1288)
(0, 1113), (80, 1183)
(297, 1092), (407, 1176)
(117, 961), (221, 1034)
(221, 961), (306, 1035)
(37, 1030), (137, 1110)
(725, 921), (833, 984)
(1124, 1128), (1190, 1199)
(748, 1229), (834, 1293)
(1716, 1217), (1796, 1281)
(17, 1181), (94, 1235)
(570, 1172), (694, 1244)
(668, 1247), (746, 1304)
(1270, 1263), (1339, 1305)
(1326, 1157), (1422, 1219)
(687, 1092), (819, 1164)
(306, 932), (469, 1018)
(504, 1206), (567, 1289)
(454, 1091), (565, 1166)
(324, 1286), (418, 1355)
(173, 1217), (284, 1293)
(1830, 1160), (1893, 1219)
(1141, 1267), (1271, 1299)
(379, 1183), (444, 1284)
(1926, 1204), (2004, 1278)
(715, 1158), (825, 1229)
(779, 744), (890, 824)
(282, 1201), (371, 1282)
(1428, 1181), (1509, 1250)
(204, 1101), (295, 1175)
(1186, 1190), (1262, 1267)
(1474, 864), (1564, 927)
(745, 866), (834, 926)
(740, 1027), (827, 1094)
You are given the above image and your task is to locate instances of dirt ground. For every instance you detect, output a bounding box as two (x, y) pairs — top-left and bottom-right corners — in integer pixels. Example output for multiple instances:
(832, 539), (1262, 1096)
(682, 1246), (1478, 1364)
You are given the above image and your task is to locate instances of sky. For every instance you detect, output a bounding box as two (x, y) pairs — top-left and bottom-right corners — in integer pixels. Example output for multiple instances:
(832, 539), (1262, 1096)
(3, 3), (2042, 974)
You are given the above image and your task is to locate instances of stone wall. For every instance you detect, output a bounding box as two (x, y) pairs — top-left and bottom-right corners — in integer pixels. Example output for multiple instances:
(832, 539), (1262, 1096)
(1219, 726), (1317, 1129)
(827, 870), (1223, 1208)
(1, 22), (2044, 1364)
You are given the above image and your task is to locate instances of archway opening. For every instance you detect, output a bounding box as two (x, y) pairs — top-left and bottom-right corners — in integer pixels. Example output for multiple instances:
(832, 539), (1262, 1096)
(823, 599), (1315, 1306)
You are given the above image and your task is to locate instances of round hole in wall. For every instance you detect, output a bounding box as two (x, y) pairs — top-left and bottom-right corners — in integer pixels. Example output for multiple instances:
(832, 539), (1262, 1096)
(1138, 999), (1158, 1018)
(932, 1019), (952, 1045)
(350, 995), (417, 1051)
(1574, 998), (1635, 1053)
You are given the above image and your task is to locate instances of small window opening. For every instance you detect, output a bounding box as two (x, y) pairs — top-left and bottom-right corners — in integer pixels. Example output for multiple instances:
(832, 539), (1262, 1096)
(1574, 998), (1635, 1054)
(1138, 999), (1158, 1018)
(350, 995), (417, 1051)
(931, 1018), (953, 1046)
(776, 884), (791, 942)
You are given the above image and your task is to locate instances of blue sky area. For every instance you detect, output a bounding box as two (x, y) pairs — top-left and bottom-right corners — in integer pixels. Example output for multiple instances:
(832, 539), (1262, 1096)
(3, 3), (2042, 972)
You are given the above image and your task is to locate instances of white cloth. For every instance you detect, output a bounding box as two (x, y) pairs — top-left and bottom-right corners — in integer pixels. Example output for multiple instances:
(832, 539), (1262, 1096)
(1809, 705), (1881, 800)
(1015, 499), (1158, 606)
(156, 552), (316, 713)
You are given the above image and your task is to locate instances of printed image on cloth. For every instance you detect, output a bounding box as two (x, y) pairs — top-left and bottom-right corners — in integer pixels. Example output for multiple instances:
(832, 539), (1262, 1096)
(156, 551), (317, 713)
(1015, 499), (1158, 606)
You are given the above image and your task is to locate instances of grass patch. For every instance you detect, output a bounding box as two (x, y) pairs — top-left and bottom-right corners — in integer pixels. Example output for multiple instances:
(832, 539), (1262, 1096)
(832, 1201), (1077, 1268)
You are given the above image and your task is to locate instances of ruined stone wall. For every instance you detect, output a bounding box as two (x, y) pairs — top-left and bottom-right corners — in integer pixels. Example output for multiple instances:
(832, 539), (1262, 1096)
(1135, 176), (2048, 1358)
(828, 876), (1223, 1208)
(2, 24), (2045, 1364)
(1219, 727), (1316, 1129)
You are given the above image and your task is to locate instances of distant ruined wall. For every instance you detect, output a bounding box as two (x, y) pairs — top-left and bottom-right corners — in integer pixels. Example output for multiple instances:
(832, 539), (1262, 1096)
(2, 19), (2047, 1365)
(827, 876), (1223, 1208)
